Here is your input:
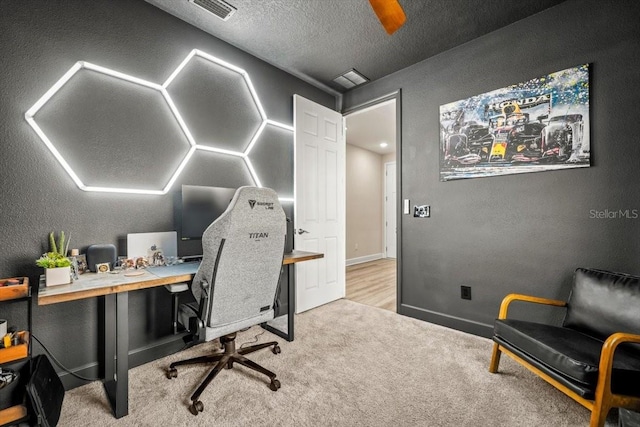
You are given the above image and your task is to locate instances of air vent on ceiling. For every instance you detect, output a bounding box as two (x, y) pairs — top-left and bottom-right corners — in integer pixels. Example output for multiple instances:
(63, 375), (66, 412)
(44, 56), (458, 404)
(333, 69), (369, 90)
(189, 0), (237, 21)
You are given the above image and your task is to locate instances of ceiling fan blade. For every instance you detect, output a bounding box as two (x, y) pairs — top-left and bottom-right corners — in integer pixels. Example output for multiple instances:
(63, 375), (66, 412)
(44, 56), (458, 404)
(368, 0), (406, 35)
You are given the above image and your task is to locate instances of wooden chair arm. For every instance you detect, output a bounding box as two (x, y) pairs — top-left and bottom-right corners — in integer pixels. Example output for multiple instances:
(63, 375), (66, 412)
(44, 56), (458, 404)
(498, 293), (567, 319)
(597, 332), (640, 394)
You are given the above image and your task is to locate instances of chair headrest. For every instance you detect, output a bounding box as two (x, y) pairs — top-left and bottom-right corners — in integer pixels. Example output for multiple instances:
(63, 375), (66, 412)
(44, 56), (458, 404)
(202, 186), (286, 240)
(227, 186), (281, 215)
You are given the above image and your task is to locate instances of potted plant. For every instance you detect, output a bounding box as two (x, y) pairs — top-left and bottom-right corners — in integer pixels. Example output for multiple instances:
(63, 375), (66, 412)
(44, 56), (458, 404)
(36, 231), (72, 286)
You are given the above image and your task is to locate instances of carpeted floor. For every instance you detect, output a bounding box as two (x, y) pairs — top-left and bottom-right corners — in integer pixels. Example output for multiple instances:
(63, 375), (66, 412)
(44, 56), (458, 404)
(59, 299), (617, 426)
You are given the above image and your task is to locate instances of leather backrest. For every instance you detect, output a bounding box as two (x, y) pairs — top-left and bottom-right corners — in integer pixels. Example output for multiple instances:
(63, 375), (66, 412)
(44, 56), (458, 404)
(563, 268), (640, 340)
(192, 186), (286, 329)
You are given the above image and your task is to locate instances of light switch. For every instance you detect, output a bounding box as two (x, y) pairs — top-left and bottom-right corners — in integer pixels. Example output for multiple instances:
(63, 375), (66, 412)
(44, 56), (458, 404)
(403, 199), (410, 215)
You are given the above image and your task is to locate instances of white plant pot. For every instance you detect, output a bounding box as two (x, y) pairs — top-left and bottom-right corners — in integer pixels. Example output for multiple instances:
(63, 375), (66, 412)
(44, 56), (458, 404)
(45, 266), (71, 286)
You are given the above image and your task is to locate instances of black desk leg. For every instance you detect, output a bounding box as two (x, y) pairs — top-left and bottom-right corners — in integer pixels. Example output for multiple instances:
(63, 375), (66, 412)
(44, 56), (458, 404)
(263, 264), (295, 342)
(103, 292), (129, 418)
(287, 263), (295, 341)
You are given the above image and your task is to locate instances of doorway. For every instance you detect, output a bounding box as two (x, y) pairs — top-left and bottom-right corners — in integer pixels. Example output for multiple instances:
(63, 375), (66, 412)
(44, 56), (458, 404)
(343, 94), (399, 312)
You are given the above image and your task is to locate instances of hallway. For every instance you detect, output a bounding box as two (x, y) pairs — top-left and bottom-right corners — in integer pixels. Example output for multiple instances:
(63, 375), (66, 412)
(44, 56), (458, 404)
(345, 258), (396, 312)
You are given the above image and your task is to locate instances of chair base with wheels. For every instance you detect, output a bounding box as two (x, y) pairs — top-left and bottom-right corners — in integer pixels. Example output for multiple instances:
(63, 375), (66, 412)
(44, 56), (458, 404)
(166, 332), (282, 415)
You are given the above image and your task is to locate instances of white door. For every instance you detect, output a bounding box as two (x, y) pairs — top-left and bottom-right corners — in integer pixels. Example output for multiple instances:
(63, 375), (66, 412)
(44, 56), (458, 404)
(384, 162), (397, 258)
(293, 94), (345, 313)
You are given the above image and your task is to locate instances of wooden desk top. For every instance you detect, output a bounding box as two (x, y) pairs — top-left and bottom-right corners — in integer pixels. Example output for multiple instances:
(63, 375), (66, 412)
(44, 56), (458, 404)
(283, 250), (324, 265)
(38, 250), (323, 306)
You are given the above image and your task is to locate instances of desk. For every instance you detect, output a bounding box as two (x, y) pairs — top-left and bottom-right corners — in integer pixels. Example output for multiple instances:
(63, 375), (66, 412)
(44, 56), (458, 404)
(37, 250), (322, 419)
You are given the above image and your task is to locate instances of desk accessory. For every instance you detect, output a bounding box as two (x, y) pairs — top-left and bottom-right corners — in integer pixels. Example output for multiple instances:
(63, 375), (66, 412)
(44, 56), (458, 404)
(96, 263), (110, 273)
(86, 244), (117, 273)
(124, 271), (145, 277)
(36, 232), (72, 286)
(127, 232), (177, 265)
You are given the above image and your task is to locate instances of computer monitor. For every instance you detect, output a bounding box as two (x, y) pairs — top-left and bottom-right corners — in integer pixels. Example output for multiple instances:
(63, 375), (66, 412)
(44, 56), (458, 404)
(180, 185), (237, 240)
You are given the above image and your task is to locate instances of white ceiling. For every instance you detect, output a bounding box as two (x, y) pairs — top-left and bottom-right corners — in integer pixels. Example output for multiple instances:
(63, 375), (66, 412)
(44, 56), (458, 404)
(345, 99), (396, 155)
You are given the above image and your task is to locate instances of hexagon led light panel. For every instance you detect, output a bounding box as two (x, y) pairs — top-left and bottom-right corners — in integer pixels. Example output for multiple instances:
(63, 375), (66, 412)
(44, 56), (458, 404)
(25, 49), (294, 198)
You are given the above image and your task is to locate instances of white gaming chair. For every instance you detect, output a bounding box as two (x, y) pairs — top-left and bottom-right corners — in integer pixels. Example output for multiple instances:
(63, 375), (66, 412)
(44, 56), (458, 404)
(166, 186), (286, 415)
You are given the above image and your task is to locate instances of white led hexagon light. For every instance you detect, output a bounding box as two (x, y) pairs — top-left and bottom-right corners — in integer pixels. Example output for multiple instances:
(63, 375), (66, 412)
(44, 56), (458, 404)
(164, 49), (265, 154)
(245, 121), (295, 202)
(163, 50), (294, 200)
(25, 61), (196, 195)
(25, 50), (294, 200)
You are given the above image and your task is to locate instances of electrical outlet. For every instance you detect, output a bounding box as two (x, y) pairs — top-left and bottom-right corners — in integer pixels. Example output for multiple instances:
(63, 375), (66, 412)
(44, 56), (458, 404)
(355, 243), (358, 251)
(461, 285), (472, 300)
(414, 205), (430, 218)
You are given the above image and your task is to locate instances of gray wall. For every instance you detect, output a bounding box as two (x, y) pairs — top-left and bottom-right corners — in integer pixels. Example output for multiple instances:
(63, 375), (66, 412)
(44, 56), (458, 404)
(0, 0), (334, 388)
(344, 0), (640, 336)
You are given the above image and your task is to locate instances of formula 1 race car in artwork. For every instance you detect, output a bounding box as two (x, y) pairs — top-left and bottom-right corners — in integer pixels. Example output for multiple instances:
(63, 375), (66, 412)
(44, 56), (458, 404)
(442, 107), (586, 167)
(539, 114), (586, 163)
(439, 65), (590, 180)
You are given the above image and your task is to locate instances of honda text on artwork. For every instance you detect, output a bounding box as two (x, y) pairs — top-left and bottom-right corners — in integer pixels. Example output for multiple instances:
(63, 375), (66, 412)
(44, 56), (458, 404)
(439, 64), (590, 181)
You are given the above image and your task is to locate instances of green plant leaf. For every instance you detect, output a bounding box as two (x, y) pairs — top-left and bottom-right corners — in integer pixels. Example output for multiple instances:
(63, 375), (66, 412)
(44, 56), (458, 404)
(37, 231), (72, 267)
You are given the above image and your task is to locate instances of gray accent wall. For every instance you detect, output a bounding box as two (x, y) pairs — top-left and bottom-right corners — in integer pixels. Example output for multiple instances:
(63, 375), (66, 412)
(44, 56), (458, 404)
(344, 0), (640, 337)
(0, 0), (334, 388)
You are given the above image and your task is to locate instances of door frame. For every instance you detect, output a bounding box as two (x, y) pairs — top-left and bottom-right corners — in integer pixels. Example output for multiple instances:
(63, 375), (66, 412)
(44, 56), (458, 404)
(342, 90), (402, 312)
(384, 161), (396, 259)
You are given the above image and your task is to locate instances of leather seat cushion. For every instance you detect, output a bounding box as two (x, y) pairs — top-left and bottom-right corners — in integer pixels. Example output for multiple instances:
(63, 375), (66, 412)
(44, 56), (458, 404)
(494, 319), (640, 395)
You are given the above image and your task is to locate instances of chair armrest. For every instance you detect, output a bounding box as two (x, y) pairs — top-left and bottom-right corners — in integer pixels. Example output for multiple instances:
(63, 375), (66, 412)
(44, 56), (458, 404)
(188, 317), (206, 345)
(198, 279), (211, 325)
(597, 332), (640, 394)
(498, 293), (567, 319)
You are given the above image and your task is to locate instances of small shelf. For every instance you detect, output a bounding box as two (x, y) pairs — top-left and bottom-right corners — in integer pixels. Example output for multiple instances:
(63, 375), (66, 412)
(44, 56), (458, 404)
(0, 404), (28, 426)
(0, 277), (29, 301)
(0, 331), (29, 364)
(0, 279), (31, 426)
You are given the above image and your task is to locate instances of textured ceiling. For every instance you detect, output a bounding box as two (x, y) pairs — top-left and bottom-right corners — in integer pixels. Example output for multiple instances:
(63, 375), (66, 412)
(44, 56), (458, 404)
(145, 0), (566, 94)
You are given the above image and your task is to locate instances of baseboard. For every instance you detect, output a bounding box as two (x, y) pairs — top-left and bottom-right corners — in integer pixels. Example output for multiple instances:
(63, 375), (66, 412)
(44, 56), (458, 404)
(346, 253), (383, 266)
(58, 334), (188, 390)
(58, 361), (101, 390)
(128, 333), (189, 368)
(399, 303), (494, 338)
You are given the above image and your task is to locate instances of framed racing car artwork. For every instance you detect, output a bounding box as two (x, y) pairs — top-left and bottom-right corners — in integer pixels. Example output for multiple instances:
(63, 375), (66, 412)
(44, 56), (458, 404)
(439, 64), (590, 181)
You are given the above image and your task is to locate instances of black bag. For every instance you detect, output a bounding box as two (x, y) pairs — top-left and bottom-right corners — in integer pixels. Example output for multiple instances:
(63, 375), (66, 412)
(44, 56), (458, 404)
(26, 355), (64, 427)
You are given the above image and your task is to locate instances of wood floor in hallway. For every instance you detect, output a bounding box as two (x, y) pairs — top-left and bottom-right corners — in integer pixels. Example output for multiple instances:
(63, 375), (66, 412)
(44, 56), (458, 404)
(345, 258), (396, 312)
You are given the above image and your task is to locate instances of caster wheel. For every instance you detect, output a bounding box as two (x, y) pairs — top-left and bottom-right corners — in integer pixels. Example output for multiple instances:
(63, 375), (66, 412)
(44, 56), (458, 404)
(226, 361), (234, 369)
(166, 368), (178, 379)
(272, 345), (281, 355)
(269, 379), (281, 391)
(189, 400), (204, 415)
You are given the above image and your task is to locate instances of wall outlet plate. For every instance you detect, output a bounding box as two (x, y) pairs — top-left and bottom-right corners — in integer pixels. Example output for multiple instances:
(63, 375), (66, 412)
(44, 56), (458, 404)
(414, 205), (430, 218)
(461, 285), (472, 300)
